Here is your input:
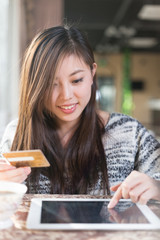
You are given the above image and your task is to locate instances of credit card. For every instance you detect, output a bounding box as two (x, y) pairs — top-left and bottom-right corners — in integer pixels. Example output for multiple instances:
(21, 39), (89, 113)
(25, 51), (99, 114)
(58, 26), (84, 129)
(2, 150), (50, 168)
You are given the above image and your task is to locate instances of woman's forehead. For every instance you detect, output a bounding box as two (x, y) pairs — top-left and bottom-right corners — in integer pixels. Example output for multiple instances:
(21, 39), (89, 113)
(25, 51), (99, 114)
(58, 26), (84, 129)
(55, 54), (90, 75)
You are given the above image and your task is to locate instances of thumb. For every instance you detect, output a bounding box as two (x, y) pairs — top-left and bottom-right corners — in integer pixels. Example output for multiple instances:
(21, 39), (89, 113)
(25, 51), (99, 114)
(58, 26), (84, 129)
(110, 183), (122, 192)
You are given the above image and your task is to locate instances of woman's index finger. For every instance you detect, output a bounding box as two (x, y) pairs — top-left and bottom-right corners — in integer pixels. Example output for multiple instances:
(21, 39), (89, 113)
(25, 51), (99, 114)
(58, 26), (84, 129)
(108, 185), (122, 208)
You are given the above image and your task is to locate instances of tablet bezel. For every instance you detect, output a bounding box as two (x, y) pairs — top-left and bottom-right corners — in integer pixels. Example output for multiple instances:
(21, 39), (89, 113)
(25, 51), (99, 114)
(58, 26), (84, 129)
(26, 198), (160, 230)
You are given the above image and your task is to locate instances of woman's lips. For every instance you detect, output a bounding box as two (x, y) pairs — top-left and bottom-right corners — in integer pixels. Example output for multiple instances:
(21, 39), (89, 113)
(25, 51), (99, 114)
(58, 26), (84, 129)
(58, 103), (77, 113)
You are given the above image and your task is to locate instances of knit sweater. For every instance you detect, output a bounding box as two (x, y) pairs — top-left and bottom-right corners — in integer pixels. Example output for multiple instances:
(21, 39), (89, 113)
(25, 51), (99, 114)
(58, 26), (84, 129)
(0, 113), (160, 194)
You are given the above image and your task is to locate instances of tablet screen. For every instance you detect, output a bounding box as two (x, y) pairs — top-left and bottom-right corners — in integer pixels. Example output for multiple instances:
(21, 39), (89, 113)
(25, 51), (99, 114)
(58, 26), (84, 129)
(26, 198), (160, 230)
(41, 200), (149, 224)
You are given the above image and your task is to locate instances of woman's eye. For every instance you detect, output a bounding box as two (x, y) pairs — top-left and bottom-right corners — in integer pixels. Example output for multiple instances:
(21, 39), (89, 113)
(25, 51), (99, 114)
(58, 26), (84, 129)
(72, 78), (83, 84)
(53, 82), (58, 87)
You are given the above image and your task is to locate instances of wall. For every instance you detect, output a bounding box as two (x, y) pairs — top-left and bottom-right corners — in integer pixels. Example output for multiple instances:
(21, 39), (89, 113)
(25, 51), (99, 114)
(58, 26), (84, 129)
(20, 0), (64, 59)
(95, 52), (160, 130)
(131, 53), (160, 128)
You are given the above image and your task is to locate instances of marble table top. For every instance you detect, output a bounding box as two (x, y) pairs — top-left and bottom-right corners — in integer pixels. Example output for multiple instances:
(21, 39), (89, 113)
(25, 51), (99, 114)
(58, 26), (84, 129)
(0, 194), (160, 240)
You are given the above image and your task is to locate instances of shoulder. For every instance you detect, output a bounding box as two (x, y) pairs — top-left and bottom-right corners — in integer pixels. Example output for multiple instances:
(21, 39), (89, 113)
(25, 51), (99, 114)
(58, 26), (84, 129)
(0, 119), (18, 153)
(102, 112), (153, 143)
(98, 111), (141, 129)
(105, 112), (142, 130)
(103, 113), (159, 146)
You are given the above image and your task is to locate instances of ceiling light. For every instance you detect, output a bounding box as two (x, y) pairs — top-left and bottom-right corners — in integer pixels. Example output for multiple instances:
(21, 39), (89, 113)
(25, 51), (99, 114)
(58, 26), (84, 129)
(119, 26), (136, 37)
(105, 26), (119, 37)
(105, 25), (136, 38)
(138, 5), (160, 20)
(128, 38), (158, 48)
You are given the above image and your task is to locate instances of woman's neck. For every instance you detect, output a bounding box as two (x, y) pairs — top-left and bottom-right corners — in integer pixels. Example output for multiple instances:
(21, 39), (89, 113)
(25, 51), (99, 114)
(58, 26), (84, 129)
(97, 110), (110, 126)
(57, 120), (79, 146)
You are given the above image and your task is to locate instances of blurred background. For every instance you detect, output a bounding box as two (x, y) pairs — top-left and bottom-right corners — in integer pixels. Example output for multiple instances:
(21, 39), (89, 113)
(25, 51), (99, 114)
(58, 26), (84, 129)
(0, 0), (160, 140)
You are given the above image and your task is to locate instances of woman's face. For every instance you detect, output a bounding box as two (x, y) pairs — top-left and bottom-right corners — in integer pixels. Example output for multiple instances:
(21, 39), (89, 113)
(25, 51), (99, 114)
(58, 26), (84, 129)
(47, 54), (97, 127)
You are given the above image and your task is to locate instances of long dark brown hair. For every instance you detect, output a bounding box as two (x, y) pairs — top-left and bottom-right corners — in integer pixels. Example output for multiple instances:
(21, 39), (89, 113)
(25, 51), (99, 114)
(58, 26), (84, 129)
(11, 25), (109, 194)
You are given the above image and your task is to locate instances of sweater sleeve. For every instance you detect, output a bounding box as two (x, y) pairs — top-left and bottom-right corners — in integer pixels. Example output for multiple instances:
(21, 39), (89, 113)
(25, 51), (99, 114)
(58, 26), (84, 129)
(103, 113), (160, 186)
(134, 121), (160, 180)
(0, 119), (18, 155)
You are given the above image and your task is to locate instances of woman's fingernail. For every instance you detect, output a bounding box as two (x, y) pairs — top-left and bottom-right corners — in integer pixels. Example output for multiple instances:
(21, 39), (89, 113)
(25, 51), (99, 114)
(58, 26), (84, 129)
(24, 167), (31, 174)
(108, 199), (117, 208)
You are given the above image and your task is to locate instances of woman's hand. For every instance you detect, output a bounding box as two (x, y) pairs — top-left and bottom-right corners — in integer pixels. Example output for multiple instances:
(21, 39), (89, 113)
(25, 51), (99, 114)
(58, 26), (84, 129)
(108, 171), (160, 208)
(0, 158), (31, 183)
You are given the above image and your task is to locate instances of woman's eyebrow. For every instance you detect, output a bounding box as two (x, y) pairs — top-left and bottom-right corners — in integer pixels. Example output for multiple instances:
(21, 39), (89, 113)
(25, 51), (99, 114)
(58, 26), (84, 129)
(69, 69), (85, 76)
(55, 69), (85, 80)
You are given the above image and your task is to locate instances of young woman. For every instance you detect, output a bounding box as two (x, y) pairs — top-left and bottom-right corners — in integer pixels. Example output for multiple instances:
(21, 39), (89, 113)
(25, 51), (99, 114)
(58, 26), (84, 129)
(0, 25), (160, 208)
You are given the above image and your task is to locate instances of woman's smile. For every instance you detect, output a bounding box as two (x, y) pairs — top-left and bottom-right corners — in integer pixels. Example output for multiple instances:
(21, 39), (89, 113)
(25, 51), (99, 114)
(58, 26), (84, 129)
(58, 103), (78, 114)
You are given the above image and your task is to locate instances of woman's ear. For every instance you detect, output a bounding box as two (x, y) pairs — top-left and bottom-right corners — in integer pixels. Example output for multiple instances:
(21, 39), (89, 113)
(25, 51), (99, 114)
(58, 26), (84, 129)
(92, 63), (97, 77)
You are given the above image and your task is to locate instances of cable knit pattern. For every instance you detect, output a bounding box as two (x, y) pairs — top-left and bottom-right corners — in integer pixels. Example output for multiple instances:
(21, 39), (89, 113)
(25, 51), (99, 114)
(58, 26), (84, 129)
(0, 113), (160, 194)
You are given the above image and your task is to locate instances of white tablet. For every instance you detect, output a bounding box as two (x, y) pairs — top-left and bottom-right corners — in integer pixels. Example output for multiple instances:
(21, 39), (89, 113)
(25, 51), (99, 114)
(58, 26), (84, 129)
(26, 198), (160, 230)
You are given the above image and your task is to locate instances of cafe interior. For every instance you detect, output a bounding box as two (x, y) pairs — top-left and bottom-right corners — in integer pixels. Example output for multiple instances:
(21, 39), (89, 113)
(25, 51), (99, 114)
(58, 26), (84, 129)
(0, 0), (160, 141)
(0, 0), (160, 238)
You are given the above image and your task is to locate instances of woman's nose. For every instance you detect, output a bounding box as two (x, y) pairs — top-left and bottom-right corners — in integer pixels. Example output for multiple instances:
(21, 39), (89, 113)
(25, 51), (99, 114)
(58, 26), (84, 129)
(60, 84), (73, 100)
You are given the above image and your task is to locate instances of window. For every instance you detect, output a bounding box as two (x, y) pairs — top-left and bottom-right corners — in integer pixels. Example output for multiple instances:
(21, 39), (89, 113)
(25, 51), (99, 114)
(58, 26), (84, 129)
(0, 0), (20, 139)
(97, 76), (116, 112)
